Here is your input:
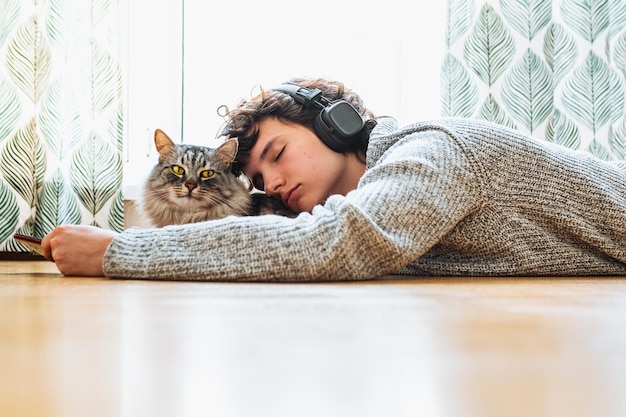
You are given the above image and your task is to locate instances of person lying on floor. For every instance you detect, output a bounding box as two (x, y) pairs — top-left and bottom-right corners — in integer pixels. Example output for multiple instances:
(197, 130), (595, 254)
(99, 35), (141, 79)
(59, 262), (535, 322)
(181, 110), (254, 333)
(42, 77), (626, 279)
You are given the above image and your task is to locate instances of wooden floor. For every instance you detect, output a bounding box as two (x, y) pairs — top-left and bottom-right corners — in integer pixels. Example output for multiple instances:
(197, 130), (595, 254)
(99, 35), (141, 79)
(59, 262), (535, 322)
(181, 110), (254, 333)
(2, 260), (626, 417)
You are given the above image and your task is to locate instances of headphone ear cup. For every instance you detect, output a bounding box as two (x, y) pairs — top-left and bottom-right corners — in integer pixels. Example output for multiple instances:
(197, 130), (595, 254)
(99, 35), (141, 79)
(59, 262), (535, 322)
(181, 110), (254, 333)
(314, 101), (364, 152)
(314, 111), (347, 152)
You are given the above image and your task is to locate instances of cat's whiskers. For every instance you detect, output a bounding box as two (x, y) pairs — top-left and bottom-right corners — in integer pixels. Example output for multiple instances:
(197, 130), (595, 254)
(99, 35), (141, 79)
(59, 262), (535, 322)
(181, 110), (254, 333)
(196, 189), (238, 208)
(143, 188), (171, 200)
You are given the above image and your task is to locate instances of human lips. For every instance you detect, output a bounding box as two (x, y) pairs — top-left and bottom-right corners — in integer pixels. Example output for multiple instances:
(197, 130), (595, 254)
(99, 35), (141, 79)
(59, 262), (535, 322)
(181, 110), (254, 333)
(282, 185), (300, 210)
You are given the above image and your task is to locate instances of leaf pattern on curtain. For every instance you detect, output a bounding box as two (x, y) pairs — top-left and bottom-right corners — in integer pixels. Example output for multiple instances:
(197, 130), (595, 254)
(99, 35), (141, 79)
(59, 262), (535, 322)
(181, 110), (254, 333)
(39, 78), (83, 159)
(608, 0), (626, 39)
(88, 39), (123, 119)
(501, 48), (553, 132)
(444, 0), (626, 160)
(447, 0), (475, 47)
(0, 180), (20, 245)
(0, 119), (46, 208)
(588, 138), (611, 160)
(108, 190), (125, 232)
(543, 23), (578, 85)
(35, 168), (82, 238)
(500, 0), (551, 39)
(463, 3), (516, 86)
(70, 132), (122, 225)
(615, 32), (626, 78)
(479, 93), (517, 128)
(0, 78), (21, 143)
(6, 16), (52, 104)
(609, 123), (626, 159)
(562, 52), (620, 133)
(0, 0), (20, 47)
(0, 0), (125, 253)
(441, 54), (479, 117)
(560, 0), (609, 42)
(546, 109), (581, 148)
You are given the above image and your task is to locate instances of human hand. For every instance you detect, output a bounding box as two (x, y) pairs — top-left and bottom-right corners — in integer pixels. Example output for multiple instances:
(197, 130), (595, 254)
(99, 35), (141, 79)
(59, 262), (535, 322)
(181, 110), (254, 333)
(42, 225), (118, 276)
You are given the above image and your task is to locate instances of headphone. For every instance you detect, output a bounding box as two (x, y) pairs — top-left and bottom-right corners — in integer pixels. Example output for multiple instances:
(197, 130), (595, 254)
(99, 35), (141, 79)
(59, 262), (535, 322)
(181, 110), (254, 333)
(274, 84), (364, 152)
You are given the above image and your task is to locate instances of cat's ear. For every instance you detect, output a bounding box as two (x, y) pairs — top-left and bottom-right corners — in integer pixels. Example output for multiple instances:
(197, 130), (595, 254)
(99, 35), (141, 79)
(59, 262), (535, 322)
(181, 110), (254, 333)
(154, 129), (176, 157)
(215, 139), (239, 167)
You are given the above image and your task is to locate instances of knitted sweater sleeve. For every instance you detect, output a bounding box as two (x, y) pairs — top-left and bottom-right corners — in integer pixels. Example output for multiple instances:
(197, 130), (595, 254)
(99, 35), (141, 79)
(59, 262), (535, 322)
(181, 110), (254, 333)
(103, 125), (485, 281)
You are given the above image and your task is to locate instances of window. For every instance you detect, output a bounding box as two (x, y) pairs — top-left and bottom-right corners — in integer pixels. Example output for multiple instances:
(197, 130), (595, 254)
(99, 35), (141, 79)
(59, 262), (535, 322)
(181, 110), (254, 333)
(123, 1), (446, 198)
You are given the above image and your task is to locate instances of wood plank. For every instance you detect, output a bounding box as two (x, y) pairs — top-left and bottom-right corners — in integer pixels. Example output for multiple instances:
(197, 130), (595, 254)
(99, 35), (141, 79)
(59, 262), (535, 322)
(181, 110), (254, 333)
(2, 260), (626, 417)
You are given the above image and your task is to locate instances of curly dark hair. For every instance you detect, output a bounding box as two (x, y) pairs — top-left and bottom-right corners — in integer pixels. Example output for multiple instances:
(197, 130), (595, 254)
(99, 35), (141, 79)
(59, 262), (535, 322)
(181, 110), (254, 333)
(219, 77), (378, 175)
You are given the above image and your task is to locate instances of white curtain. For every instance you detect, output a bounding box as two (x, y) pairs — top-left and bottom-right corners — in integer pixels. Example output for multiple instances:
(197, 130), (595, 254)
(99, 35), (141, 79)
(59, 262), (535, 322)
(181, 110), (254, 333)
(442, 0), (626, 160)
(0, 0), (124, 253)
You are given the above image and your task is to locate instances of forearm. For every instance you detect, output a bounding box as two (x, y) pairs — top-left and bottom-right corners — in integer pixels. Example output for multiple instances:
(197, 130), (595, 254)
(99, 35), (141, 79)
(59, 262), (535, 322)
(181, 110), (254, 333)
(103, 206), (394, 281)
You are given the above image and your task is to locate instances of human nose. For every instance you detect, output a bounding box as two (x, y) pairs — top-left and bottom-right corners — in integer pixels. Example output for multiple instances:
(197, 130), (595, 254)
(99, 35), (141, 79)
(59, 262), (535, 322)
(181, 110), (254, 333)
(264, 172), (285, 197)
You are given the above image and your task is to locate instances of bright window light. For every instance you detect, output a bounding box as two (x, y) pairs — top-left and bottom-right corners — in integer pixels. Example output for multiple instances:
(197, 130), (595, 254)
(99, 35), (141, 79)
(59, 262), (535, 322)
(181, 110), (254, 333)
(123, 1), (445, 198)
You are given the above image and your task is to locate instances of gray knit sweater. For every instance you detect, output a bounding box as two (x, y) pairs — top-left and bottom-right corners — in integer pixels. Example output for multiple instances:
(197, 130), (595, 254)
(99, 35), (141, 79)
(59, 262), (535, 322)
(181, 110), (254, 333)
(104, 118), (626, 280)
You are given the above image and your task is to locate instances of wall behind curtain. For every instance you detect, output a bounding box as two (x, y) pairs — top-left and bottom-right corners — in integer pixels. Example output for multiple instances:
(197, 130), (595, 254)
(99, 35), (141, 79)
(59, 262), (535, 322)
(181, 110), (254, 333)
(0, 0), (124, 253)
(443, 0), (626, 160)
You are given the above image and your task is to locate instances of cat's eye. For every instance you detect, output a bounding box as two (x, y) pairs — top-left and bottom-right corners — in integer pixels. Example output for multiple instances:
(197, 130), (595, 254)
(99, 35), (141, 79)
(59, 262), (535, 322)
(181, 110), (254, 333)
(171, 165), (184, 176)
(200, 169), (215, 179)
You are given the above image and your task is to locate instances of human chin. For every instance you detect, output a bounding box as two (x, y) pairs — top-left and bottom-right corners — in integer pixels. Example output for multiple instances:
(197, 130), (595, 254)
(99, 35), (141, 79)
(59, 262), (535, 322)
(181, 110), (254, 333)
(299, 192), (329, 213)
(290, 198), (313, 213)
(287, 190), (314, 213)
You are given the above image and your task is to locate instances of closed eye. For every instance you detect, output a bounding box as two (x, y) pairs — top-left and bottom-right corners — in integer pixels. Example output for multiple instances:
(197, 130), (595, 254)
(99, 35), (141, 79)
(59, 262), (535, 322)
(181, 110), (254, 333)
(275, 147), (284, 161)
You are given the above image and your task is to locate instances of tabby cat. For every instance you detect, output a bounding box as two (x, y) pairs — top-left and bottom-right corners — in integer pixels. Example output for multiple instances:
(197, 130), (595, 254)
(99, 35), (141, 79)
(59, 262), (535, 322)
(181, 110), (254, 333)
(140, 129), (296, 227)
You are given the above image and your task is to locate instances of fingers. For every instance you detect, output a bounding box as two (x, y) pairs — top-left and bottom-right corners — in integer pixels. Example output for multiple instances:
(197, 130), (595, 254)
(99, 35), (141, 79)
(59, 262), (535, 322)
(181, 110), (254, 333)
(41, 225), (115, 277)
(42, 225), (76, 262)
(41, 228), (57, 262)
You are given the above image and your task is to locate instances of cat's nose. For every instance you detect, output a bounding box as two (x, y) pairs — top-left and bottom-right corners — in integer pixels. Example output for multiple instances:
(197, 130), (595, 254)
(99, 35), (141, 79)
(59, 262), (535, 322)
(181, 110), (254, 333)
(185, 183), (196, 192)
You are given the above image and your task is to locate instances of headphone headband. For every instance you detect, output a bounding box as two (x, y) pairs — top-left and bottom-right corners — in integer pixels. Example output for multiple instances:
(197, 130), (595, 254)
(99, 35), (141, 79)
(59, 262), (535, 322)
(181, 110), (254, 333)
(274, 84), (330, 108)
